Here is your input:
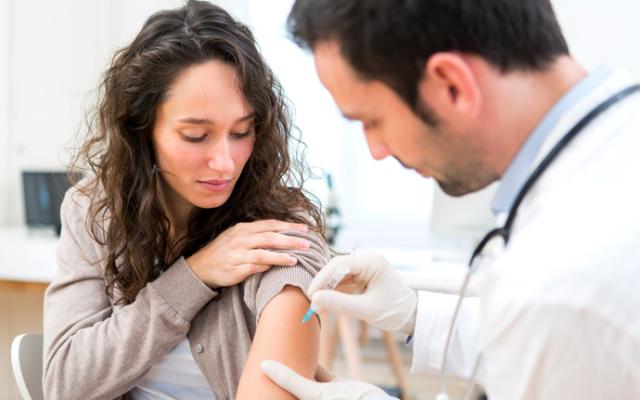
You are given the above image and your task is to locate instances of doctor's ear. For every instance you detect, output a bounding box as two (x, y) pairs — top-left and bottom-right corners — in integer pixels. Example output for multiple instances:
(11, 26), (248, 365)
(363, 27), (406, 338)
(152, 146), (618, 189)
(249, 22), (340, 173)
(418, 52), (482, 120)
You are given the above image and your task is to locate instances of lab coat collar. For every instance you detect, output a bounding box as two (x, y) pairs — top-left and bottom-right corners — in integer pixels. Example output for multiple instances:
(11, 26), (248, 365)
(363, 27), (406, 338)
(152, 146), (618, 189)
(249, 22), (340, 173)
(491, 65), (614, 215)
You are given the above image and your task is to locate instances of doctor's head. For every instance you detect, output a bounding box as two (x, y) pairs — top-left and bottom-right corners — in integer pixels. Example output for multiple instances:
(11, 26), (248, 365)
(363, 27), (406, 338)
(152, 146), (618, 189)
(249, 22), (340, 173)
(288, 0), (572, 196)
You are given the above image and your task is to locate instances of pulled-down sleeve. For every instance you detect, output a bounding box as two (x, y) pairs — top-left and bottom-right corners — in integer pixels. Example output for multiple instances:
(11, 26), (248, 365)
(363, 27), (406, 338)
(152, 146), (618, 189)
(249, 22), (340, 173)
(242, 229), (330, 321)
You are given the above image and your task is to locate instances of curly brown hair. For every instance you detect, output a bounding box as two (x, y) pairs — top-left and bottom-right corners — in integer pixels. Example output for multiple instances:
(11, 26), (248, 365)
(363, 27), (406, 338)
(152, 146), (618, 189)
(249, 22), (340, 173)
(71, 0), (324, 305)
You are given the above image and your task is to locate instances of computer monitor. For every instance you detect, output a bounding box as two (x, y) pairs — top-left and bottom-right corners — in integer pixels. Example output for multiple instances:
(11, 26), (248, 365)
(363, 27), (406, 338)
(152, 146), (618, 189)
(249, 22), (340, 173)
(22, 171), (76, 235)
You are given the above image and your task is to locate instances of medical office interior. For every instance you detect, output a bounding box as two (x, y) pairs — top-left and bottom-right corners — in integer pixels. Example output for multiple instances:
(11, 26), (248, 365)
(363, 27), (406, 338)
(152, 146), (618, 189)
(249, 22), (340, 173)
(1, 0), (638, 399)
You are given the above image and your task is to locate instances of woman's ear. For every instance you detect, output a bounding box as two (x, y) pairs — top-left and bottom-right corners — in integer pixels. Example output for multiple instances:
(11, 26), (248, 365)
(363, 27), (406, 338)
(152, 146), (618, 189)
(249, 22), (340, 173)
(417, 52), (482, 121)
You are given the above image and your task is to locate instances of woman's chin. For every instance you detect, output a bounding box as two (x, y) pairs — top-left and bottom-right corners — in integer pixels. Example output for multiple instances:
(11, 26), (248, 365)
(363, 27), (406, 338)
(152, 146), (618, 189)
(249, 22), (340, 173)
(191, 194), (231, 209)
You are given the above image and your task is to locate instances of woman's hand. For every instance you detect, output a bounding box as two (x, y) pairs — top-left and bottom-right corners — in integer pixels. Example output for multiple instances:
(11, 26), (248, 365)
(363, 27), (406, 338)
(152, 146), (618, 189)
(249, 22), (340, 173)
(186, 219), (311, 288)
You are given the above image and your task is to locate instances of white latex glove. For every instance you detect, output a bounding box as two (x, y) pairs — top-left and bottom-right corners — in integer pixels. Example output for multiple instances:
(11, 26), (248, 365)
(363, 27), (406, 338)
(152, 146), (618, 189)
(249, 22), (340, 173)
(261, 360), (395, 400)
(309, 251), (418, 335)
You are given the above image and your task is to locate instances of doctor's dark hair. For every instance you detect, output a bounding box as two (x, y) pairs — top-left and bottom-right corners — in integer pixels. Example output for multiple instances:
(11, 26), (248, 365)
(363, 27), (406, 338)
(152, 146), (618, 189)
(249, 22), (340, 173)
(72, 0), (323, 305)
(288, 0), (570, 113)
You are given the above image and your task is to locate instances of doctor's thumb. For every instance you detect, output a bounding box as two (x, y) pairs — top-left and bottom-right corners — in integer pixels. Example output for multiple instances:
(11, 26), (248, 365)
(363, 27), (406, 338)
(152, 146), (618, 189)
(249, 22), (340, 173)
(312, 290), (369, 320)
(261, 360), (318, 399)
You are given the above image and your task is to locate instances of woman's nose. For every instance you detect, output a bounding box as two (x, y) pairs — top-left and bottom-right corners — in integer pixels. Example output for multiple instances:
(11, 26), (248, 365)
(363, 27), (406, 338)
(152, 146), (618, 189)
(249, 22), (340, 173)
(206, 139), (234, 174)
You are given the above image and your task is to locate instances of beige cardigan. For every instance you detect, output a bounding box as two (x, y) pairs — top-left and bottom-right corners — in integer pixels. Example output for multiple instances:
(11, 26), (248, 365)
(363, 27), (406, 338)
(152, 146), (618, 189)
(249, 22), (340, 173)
(43, 188), (329, 400)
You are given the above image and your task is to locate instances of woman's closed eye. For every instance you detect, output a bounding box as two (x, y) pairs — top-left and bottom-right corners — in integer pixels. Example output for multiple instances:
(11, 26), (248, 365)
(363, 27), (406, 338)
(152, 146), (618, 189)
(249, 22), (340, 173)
(180, 132), (207, 143)
(230, 130), (254, 140)
(178, 127), (254, 143)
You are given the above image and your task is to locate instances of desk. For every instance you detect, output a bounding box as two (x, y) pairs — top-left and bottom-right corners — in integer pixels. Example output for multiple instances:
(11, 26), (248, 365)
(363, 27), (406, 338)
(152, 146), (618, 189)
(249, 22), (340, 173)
(0, 227), (58, 283)
(362, 246), (473, 294)
(0, 227), (57, 399)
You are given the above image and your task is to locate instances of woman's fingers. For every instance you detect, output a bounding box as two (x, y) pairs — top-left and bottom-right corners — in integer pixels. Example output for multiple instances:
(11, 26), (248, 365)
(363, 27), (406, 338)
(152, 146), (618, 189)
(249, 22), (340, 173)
(243, 231), (311, 251)
(238, 263), (273, 277)
(231, 250), (300, 281)
(187, 219), (310, 287)
(236, 219), (309, 235)
(245, 249), (298, 267)
(237, 253), (296, 279)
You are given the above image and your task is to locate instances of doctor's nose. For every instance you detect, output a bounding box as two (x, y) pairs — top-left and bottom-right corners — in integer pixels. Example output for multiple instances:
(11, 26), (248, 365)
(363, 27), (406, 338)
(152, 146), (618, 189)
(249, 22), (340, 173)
(365, 132), (392, 161)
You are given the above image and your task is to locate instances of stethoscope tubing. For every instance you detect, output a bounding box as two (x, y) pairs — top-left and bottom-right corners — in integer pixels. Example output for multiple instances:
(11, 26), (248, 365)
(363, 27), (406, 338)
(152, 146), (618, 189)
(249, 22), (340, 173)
(437, 83), (640, 400)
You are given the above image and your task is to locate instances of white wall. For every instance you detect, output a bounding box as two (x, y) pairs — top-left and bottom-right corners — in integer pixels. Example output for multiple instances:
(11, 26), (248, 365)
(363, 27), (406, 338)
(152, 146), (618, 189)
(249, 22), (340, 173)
(213, 0), (250, 23)
(0, 0), (183, 226)
(553, 0), (640, 78)
(0, 0), (11, 225)
(3, 0), (116, 226)
(2, 0), (640, 249)
(7, 1), (115, 226)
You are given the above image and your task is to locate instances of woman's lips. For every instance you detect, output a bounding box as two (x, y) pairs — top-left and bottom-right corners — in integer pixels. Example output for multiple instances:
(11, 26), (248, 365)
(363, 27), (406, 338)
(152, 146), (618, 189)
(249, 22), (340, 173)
(198, 179), (232, 192)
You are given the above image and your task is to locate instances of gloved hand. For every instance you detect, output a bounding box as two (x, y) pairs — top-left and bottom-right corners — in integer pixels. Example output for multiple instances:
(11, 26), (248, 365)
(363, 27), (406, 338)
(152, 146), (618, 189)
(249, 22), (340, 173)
(309, 251), (418, 335)
(261, 360), (395, 400)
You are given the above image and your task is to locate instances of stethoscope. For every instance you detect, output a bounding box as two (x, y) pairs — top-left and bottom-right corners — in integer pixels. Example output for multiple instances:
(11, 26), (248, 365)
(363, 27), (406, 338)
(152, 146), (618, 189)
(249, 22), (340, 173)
(435, 83), (640, 400)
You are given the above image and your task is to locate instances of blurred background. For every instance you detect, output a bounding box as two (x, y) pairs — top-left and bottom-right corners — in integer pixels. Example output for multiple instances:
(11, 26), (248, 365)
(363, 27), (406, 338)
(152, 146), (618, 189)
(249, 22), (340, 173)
(2, 0), (640, 250)
(1, 0), (639, 399)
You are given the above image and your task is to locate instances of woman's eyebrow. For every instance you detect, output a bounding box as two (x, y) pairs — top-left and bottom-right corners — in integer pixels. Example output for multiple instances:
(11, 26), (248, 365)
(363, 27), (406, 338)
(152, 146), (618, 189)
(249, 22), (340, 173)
(177, 117), (212, 125)
(236, 112), (255, 123)
(177, 112), (255, 125)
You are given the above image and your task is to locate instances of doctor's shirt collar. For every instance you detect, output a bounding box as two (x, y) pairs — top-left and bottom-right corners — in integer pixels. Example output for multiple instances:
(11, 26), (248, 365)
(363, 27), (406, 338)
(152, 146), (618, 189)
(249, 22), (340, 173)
(490, 64), (613, 215)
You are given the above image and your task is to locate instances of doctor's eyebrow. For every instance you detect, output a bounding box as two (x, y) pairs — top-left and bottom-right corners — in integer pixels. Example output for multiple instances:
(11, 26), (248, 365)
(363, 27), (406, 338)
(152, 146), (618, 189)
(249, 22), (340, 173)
(177, 112), (255, 125)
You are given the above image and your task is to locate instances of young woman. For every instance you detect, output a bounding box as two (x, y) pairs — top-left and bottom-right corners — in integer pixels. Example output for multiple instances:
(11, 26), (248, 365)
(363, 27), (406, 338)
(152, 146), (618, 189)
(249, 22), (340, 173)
(43, 2), (328, 399)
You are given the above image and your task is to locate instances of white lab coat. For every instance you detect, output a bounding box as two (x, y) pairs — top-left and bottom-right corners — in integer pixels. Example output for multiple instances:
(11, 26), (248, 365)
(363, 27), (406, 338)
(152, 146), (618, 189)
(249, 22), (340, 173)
(411, 69), (640, 399)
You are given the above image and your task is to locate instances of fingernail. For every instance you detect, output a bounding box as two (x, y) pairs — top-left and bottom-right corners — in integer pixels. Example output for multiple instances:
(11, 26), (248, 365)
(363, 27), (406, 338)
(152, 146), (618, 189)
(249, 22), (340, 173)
(298, 225), (309, 232)
(299, 240), (310, 249)
(288, 256), (298, 265)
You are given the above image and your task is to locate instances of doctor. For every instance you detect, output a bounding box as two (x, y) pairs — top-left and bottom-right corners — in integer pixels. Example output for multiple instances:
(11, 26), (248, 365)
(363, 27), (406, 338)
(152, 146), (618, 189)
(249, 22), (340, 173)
(262, 0), (640, 399)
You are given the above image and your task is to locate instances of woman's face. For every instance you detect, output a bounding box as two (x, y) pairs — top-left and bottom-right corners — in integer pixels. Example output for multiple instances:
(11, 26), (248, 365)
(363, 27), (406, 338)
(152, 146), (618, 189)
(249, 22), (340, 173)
(152, 60), (256, 215)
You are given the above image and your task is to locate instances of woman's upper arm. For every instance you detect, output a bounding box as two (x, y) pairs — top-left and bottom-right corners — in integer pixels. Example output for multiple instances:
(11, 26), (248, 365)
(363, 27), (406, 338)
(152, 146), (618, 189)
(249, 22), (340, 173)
(236, 285), (320, 400)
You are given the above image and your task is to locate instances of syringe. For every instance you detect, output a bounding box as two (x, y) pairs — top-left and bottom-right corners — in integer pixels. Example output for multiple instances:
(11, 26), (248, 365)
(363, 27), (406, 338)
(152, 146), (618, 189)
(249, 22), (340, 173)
(302, 264), (350, 323)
